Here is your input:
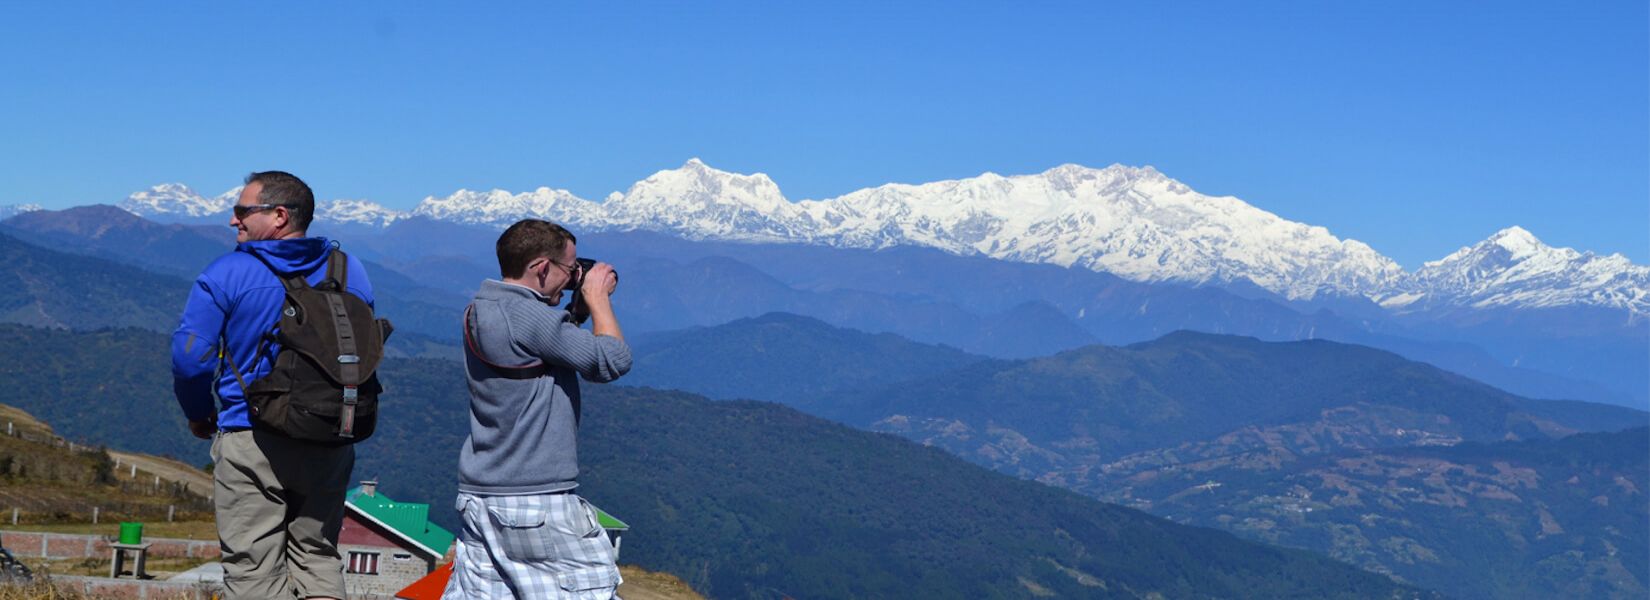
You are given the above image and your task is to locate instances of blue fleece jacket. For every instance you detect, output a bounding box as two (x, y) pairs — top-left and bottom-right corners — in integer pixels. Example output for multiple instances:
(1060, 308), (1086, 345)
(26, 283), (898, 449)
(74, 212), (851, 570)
(170, 237), (374, 430)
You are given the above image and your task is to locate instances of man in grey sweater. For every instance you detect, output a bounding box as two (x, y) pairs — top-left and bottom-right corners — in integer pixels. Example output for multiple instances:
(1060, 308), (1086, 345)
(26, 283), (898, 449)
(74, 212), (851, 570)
(443, 219), (632, 599)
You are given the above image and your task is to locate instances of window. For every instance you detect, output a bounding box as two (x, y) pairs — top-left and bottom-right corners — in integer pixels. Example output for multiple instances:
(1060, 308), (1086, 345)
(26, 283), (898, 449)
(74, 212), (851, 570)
(347, 551), (380, 575)
(393, 553), (413, 562)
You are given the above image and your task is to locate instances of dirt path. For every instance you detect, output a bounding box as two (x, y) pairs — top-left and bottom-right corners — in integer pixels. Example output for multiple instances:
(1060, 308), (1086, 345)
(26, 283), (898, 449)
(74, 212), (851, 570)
(107, 451), (213, 496)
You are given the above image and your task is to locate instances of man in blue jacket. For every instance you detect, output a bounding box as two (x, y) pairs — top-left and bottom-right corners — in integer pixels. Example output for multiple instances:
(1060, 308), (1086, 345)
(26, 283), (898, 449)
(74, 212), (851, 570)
(171, 171), (372, 600)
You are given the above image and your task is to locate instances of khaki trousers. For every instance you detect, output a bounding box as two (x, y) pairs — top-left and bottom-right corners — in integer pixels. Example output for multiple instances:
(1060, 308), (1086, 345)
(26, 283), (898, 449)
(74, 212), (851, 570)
(213, 429), (354, 599)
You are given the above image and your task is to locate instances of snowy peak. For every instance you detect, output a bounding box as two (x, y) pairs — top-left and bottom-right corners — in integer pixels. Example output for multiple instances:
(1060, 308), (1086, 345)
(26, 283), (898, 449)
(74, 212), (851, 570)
(1487, 226), (1544, 256)
(613, 159), (790, 212)
(0, 204), (43, 221)
(603, 159), (803, 240)
(411, 186), (599, 227)
(317, 199), (404, 228)
(1400, 227), (1647, 313)
(118, 183), (235, 220)
(1437, 226), (1564, 263)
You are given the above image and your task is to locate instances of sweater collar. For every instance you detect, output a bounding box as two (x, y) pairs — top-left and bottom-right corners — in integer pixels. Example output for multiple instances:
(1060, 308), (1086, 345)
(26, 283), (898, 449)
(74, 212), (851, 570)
(477, 279), (556, 306)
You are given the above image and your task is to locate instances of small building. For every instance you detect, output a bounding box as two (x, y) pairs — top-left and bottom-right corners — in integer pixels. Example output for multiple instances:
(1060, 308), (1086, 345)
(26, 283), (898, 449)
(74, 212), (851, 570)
(340, 481), (456, 600)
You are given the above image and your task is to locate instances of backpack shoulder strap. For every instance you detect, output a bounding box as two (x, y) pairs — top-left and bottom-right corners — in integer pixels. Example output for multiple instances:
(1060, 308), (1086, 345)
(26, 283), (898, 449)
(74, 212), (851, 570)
(324, 249), (348, 291)
(464, 305), (550, 379)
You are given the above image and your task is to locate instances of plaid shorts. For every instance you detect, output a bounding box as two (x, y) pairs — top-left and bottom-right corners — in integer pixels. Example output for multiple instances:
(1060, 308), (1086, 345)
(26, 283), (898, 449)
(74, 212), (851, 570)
(442, 492), (622, 599)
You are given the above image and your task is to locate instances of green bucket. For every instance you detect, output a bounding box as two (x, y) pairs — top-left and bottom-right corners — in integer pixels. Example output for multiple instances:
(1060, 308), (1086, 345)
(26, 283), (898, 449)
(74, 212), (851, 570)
(118, 522), (143, 545)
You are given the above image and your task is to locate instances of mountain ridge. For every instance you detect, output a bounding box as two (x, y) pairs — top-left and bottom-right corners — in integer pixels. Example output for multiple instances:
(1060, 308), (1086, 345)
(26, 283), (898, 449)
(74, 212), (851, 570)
(103, 160), (1647, 314)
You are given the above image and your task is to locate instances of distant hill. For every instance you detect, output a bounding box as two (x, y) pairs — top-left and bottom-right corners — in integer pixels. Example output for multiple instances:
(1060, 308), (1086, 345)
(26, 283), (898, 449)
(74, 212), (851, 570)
(615, 254), (1098, 357)
(0, 204), (231, 278)
(1109, 428), (1650, 599)
(624, 312), (985, 401)
(0, 325), (1432, 598)
(0, 230), (187, 331)
(829, 331), (1642, 473)
(634, 321), (1641, 471)
(0, 325), (196, 462)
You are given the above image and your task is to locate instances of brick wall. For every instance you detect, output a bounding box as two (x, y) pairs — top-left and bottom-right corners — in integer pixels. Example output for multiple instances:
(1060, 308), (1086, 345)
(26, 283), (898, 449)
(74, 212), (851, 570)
(0, 530), (218, 560)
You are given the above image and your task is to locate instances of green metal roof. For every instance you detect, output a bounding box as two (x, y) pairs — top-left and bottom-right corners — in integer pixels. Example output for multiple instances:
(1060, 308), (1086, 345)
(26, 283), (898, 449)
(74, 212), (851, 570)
(345, 487), (629, 555)
(595, 507), (629, 531)
(346, 487), (456, 557)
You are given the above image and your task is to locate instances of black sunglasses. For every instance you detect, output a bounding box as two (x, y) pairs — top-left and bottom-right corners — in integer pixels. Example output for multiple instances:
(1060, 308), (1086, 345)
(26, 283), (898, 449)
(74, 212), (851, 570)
(232, 204), (292, 219)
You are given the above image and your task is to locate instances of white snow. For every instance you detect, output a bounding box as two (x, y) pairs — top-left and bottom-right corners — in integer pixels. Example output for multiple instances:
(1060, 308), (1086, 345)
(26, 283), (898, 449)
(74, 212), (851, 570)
(0, 204), (43, 220)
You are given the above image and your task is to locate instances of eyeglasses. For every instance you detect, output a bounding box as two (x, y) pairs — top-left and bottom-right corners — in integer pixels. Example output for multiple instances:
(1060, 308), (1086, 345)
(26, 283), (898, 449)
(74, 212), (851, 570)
(232, 204), (291, 219)
(545, 258), (582, 279)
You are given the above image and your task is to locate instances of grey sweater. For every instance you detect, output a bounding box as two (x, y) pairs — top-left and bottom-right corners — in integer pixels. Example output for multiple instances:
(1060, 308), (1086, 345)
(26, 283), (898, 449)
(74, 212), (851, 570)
(457, 280), (632, 495)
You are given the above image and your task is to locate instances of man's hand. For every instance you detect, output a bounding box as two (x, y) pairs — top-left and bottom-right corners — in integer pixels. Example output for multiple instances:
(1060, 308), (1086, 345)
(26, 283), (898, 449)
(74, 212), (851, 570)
(579, 262), (618, 298)
(578, 262), (624, 342)
(188, 419), (216, 440)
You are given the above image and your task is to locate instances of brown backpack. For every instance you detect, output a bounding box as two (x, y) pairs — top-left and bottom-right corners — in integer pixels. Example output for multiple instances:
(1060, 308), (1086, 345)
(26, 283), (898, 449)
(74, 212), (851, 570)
(227, 249), (392, 445)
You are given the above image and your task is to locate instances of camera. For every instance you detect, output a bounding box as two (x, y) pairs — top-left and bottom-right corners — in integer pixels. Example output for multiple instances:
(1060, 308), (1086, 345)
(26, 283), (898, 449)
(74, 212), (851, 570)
(566, 258), (617, 325)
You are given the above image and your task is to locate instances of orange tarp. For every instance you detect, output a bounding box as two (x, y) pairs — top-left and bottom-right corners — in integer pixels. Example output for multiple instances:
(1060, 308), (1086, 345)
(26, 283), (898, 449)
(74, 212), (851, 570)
(394, 562), (452, 600)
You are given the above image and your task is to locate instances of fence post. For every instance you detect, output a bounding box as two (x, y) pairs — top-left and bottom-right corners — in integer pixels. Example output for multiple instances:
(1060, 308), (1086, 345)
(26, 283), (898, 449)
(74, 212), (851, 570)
(11, 507), (17, 525)
(92, 507), (99, 524)
(168, 505), (176, 523)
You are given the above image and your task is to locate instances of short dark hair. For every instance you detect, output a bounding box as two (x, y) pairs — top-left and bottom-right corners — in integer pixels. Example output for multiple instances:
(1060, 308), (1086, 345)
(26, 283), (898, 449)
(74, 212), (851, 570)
(496, 219), (578, 278)
(244, 171), (315, 232)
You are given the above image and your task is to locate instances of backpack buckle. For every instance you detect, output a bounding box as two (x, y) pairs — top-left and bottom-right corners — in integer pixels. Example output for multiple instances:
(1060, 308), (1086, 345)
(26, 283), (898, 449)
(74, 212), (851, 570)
(338, 385), (359, 439)
(338, 354), (360, 364)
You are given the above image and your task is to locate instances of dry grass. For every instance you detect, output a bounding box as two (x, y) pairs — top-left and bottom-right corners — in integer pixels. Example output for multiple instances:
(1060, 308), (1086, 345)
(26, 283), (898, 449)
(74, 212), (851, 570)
(0, 573), (219, 596)
(0, 407), (52, 439)
(0, 578), (88, 600)
(617, 564), (706, 600)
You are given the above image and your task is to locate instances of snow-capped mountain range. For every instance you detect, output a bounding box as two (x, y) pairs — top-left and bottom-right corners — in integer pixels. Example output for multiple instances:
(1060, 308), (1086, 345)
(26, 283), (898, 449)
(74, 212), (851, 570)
(119, 183), (239, 219)
(1393, 226), (1648, 312)
(101, 160), (1648, 314)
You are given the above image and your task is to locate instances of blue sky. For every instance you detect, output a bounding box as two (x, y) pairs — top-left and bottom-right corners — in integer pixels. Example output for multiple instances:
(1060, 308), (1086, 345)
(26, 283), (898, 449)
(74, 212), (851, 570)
(1, 1), (1644, 267)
